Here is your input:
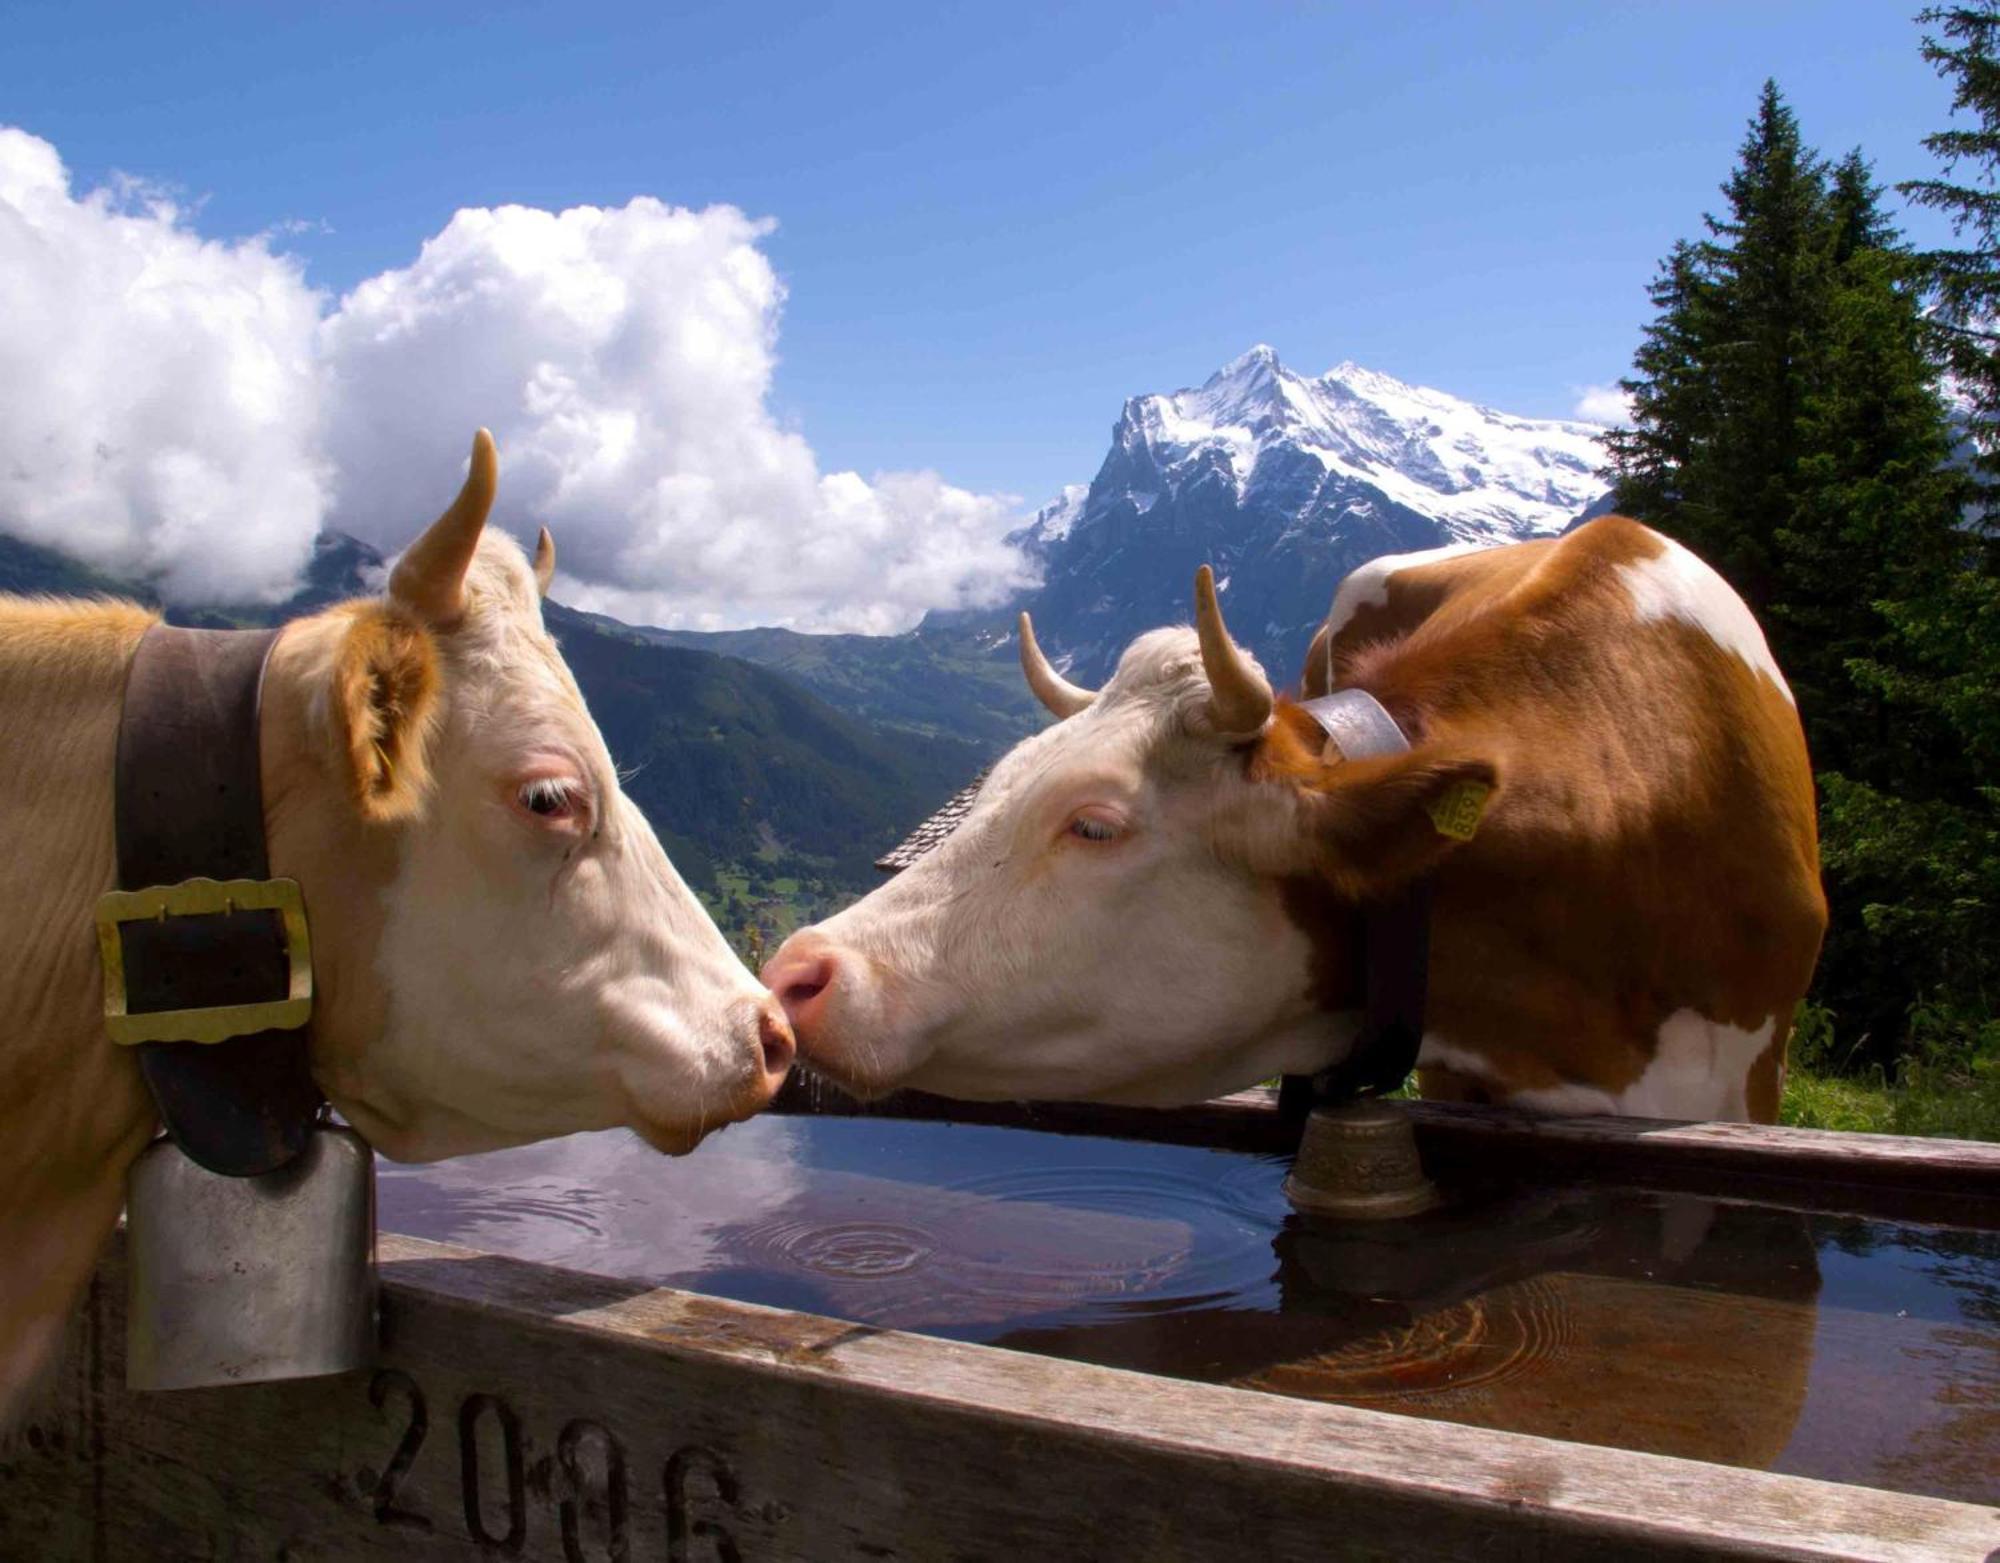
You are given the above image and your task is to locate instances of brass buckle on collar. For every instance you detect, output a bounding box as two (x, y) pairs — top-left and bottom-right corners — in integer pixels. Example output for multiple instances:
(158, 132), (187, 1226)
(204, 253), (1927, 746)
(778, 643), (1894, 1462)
(95, 876), (314, 1046)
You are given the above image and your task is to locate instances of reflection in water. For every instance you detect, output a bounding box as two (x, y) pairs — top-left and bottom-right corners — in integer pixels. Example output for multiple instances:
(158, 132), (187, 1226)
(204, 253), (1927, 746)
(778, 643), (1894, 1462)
(376, 1115), (1999, 1506)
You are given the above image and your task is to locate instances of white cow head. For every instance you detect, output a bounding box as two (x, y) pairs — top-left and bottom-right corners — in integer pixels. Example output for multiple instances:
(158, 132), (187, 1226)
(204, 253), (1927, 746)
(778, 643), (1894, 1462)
(762, 569), (1495, 1106)
(266, 433), (793, 1160)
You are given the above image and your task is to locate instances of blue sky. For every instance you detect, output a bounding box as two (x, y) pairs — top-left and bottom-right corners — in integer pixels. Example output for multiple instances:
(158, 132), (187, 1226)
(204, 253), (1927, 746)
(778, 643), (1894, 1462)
(0, 2), (1972, 626)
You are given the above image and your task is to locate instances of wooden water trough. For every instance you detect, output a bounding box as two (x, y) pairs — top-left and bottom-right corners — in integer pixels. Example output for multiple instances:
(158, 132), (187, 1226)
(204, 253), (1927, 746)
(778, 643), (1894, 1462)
(5, 1091), (1998, 1562)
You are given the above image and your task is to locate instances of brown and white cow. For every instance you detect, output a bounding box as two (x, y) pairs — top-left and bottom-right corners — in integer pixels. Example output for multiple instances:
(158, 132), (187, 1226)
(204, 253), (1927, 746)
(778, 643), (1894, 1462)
(0, 433), (792, 1419)
(764, 516), (1825, 1125)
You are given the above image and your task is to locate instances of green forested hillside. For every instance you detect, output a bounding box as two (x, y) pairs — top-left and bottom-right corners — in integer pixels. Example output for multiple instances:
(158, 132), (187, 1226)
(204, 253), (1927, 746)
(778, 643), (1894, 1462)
(545, 605), (990, 933)
(584, 616), (1045, 747)
(0, 534), (155, 600)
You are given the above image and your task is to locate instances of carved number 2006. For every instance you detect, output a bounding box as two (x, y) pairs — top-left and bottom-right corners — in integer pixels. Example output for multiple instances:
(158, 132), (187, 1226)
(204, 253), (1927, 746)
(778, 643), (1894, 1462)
(366, 1368), (745, 1561)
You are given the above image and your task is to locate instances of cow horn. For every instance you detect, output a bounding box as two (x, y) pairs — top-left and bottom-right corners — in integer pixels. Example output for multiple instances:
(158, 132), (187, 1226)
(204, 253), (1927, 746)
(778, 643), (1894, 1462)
(1301, 620), (1333, 700)
(1019, 612), (1095, 718)
(1194, 564), (1273, 738)
(389, 429), (499, 625)
(532, 526), (556, 596)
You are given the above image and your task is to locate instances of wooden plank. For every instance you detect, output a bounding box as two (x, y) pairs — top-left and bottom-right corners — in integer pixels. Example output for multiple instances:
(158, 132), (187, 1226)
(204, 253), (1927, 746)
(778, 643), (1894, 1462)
(1402, 1103), (2000, 1230)
(3, 1232), (1995, 1561)
(774, 1079), (2000, 1228)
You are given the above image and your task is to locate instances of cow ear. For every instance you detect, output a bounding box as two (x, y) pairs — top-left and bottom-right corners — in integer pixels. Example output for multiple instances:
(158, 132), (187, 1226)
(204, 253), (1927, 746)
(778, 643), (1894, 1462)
(1297, 746), (1500, 899)
(332, 605), (442, 822)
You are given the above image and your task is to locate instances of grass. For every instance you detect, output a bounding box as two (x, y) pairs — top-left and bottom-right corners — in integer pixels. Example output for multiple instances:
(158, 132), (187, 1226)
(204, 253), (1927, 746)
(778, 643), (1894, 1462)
(1296, 1002), (2000, 1142)
(1777, 1001), (2000, 1141)
(1780, 1062), (2000, 1139)
(1777, 1067), (1899, 1133)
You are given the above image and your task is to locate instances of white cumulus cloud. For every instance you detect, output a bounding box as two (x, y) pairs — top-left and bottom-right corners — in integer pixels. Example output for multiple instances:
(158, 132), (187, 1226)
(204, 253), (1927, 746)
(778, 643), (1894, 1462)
(1571, 383), (1633, 427)
(0, 128), (329, 602)
(0, 128), (1034, 630)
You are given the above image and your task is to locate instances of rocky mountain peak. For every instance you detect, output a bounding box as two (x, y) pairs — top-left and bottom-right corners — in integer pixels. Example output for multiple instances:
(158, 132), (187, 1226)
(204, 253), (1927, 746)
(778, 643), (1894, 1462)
(1000, 347), (1611, 685)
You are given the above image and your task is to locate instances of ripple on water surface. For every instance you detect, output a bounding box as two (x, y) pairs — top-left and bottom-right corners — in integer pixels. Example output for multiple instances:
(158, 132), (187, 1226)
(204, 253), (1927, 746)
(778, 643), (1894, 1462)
(682, 1125), (1290, 1332)
(377, 1116), (1289, 1333)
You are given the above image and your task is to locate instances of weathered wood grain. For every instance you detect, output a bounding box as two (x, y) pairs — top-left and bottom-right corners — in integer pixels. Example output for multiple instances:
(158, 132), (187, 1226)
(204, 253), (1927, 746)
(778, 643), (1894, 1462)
(773, 1079), (2000, 1227)
(3, 1232), (1994, 1561)
(1401, 1102), (2000, 1230)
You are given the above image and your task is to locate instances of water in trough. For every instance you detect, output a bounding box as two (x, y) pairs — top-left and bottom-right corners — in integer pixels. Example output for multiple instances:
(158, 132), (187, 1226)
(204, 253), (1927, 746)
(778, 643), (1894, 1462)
(376, 1114), (2000, 1507)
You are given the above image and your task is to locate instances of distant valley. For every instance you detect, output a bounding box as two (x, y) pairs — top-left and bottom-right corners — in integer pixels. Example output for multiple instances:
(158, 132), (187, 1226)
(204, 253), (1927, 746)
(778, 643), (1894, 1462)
(544, 603), (992, 944)
(572, 613), (1045, 749)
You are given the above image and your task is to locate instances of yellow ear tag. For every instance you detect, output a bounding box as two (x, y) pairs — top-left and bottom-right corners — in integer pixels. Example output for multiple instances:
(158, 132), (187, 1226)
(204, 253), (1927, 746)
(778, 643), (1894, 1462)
(1428, 779), (1492, 842)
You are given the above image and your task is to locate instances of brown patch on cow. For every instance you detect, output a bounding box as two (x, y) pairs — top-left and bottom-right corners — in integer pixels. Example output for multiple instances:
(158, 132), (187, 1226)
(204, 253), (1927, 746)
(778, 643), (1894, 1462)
(1251, 703), (1498, 900)
(1310, 750), (1499, 900)
(1251, 702), (1338, 782)
(1312, 542), (1563, 697)
(332, 604), (441, 822)
(1320, 581), (1453, 689)
(1414, 1062), (1497, 1105)
(1271, 517), (1826, 1121)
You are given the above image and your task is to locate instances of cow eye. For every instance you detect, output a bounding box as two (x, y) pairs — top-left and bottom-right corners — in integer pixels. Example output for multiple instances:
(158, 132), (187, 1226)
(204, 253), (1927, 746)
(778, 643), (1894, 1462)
(519, 778), (579, 820)
(1066, 810), (1124, 843)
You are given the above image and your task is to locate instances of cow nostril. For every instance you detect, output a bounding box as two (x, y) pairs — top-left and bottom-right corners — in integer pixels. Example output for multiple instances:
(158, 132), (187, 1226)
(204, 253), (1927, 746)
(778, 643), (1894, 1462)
(781, 973), (828, 1009)
(756, 1003), (796, 1080)
(763, 949), (839, 1031)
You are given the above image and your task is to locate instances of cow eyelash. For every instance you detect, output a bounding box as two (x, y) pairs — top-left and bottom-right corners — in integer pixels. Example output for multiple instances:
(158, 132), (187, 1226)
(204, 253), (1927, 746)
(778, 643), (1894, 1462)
(1067, 813), (1122, 843)
(519, 778), (581, 820)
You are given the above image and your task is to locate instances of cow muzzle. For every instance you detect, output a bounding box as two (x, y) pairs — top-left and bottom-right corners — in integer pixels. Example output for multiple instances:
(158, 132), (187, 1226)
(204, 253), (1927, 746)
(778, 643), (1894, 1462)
(762, 931), (907, 1095)
(618, 992), (796, 1155)
(762, 937), (839, 1050)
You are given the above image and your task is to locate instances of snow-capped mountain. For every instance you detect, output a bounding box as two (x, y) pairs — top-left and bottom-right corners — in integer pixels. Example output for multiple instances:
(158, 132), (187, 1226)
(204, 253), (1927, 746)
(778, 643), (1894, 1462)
(993, 344), (1611, 686)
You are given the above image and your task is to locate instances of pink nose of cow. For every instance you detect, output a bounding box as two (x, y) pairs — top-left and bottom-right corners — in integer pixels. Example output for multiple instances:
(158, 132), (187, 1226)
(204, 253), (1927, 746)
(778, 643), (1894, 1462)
(761, 941), (839, 1048)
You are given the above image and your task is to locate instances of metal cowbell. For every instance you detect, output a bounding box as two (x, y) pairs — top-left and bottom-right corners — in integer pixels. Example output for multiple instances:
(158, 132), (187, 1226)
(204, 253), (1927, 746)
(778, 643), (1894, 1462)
(125, 1124), (377, 1390)
(1284, 1101), (1443, 1220)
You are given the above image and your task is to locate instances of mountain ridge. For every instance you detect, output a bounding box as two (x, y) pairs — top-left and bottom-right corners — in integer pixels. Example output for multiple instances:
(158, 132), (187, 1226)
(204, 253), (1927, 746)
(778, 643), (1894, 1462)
(979, 345), (1611, 685)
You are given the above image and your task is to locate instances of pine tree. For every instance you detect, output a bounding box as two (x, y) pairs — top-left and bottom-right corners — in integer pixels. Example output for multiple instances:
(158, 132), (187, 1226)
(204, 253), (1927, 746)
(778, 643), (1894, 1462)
(1605, 82), (1831, 613)
(1701, 82), (1833, 612)
(1602, 242), (1716, 526)
(1901, 5), (2000, 490)
(1815, 565), (1999, 1061)
(1815, 3), (2000, 1067)
(1778, 153), (1968, 781)
(1828, 149), (1899, 260)
(1791, 209), (1988, 1049)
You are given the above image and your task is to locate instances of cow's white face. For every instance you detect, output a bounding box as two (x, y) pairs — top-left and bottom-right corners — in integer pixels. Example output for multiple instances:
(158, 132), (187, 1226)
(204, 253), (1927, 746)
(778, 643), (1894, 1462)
(271, 434), (792, 1160)
(765, 629), (1336, 1104)
(764, 570), (1496, 1109)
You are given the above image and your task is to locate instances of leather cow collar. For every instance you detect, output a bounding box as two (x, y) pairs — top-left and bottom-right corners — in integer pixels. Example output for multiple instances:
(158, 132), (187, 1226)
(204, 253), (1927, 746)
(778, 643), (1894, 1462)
(95, 624), (321, 1177)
